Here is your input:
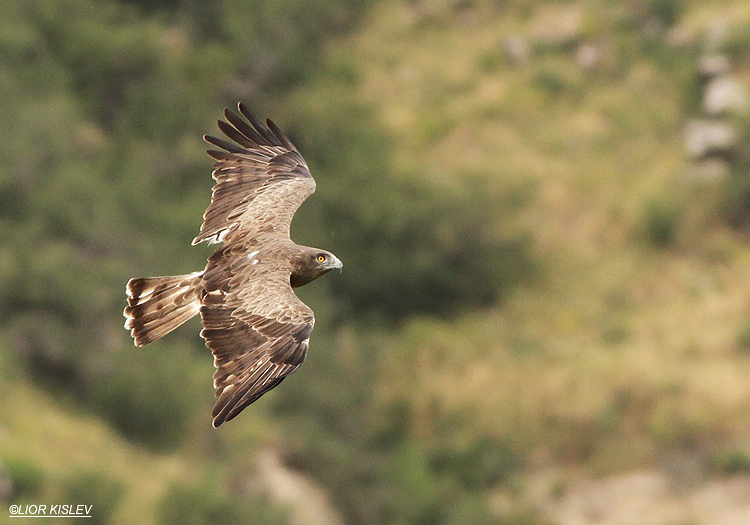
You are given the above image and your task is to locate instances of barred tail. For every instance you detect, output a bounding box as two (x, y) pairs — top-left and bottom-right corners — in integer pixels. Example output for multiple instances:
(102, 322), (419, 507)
(124, 272), (203, 346)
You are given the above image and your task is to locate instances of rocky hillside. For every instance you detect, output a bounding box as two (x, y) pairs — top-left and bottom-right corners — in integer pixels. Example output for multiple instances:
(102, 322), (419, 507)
(3, 1), (750, 523)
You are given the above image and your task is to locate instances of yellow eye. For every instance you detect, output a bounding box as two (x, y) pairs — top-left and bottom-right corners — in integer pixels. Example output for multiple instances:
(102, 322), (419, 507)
(317, 255), (326, 263)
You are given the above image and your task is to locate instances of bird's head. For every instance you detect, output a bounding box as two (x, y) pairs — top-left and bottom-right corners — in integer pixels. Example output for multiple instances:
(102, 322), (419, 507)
(290, 248), (343, 288)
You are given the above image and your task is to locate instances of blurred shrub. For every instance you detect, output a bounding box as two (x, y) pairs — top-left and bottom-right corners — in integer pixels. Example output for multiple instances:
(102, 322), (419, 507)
(711, 447), (750, 475)
(2, 456), (44, 501)
(177, 0), (372, 93)
(641, 199), (682, 248)
(601, 323), (631, 345)
(533, 58), (582, 97)
(648, 0), (686, 27)
(62, 469), (124, 525)
(720, 118), (750, 231)
(330, 185), (533, 321)
(721, 175), (750, 231)
(158, 479), (287, 525)
(736, 318), (750, 353)
(720, 21), (750, 62)
(429, 435), (520, 490)
(89, 346), (202, 450)
(648, 0), (685, 28)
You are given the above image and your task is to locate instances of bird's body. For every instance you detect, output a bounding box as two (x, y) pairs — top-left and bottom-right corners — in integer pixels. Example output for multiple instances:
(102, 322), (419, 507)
(124, 103), (342, 427)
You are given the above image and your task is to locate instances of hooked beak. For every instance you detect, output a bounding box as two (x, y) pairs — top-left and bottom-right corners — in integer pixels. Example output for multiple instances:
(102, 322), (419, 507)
(331, 256), (343, 273)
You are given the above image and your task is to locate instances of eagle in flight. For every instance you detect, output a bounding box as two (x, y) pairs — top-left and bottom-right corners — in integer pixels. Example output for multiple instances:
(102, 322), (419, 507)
(124, 103), (342, 427)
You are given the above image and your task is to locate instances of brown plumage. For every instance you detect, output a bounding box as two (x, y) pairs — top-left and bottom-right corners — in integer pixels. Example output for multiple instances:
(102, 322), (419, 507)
(124, 103), (342, 427)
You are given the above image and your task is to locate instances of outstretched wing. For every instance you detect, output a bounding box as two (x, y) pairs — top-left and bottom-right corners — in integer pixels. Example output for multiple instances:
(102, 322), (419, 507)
(200, 245), (314, 427)
(193, 102), (315, 246)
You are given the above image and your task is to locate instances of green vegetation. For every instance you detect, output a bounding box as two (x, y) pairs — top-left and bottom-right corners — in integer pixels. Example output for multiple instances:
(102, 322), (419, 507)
(3, 0), (750, 523)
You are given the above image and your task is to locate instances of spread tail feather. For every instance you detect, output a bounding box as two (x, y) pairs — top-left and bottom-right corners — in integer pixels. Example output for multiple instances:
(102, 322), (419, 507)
(124, 272), (203, 346)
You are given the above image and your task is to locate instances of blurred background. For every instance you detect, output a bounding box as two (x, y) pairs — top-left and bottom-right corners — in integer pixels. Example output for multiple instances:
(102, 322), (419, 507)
(2, 0), (750, 523)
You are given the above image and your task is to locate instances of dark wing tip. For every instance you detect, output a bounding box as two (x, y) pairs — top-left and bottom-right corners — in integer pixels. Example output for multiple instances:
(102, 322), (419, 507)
(237, 102), (253, 119)
(217, 119), (256, 149)
(210, 376), (286, 428)
(224, 107), (266, 145)
(265, 118), (296, 151)
(204, 134), (247, 154)
(238, 103), (282, 147)
(206, 104), (296, 153)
